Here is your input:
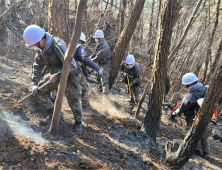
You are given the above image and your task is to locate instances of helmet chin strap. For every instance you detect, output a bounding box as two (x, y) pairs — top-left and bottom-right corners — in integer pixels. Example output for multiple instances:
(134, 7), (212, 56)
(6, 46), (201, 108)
(37, 39), (46, 50)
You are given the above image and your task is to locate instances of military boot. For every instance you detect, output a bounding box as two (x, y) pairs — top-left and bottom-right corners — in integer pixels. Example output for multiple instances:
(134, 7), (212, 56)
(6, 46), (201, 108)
(39, 108), (53, 126)
(195, 150), (201, 156)
(74, 121), (82, 132)
(129, 98), (135, 104)
(203, 152), (208, 159)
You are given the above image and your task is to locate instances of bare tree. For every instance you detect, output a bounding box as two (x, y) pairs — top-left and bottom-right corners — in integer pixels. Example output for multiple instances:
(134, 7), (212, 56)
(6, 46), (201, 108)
(167, 0), (203, 63)
(0, 0), (6, 42)
(48, 0), (69, 44)
(143, 0), (179, 140)
(109, 0), (146, 88)
(204, 0), (221, 84)
(48, 0), (87, 136)
(119, 0), (127, 34)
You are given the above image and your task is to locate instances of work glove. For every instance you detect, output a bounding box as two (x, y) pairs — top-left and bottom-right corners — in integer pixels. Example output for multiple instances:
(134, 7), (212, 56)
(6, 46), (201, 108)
(97, 69), (103, 77)
(170, 113), (176, 120)
(123, 72), (128, 77)
(32, 85), (39, 94)
(50, 74), (58, 83)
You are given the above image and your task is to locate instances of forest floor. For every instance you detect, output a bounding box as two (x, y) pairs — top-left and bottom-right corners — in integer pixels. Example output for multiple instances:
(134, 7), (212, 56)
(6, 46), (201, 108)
(0, 41), (222, 170)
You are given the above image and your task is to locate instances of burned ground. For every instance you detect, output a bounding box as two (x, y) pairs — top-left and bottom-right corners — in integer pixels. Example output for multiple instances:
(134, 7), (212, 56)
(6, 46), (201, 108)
(0, 42), (222, 170)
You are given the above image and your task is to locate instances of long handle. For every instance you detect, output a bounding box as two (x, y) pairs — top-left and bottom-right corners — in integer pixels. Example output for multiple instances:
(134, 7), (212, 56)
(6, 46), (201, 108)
(166, 103), (181, 118)
(11, 80), (51, 109)
(118, 77), (125, 87)
(127, 76), (131, 94)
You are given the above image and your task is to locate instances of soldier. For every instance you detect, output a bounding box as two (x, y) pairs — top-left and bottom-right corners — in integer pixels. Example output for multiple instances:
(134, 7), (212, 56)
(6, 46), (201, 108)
(23, 25), (82, 132)
(120, 54), (141, 106)
(90, 30), (111, 100)
(170, 73), (212, 159)
(75, 32), (103, 108)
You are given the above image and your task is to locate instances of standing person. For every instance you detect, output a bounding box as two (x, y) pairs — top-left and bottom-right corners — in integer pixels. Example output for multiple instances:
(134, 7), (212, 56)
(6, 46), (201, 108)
(23, 25), (82, 132)
(75, 32), (103, 108)
(120, 54), (141, 106)
(170, 73), (213, 159)
(90, 30), (111, 100)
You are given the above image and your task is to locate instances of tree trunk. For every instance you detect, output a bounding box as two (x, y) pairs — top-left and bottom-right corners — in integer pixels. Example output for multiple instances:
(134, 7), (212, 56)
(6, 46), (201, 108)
(109, 0), (146, 88)
(155, 0), (162, 30)
(48, 0), (87, 136)
(82, 3), (88, 34)
(135, 80), (150, 118)
(201, 3), (211, 83)
(165, 59), (222, 169)
(144, 0), (178, 140)
(167, 0), (203, 63)
(0, 0), (6, 43)
(146, 0), (155, 57)
(119, 0), (127, 34)
(48, 0), (69, 44)
(204, 0), (220, 84)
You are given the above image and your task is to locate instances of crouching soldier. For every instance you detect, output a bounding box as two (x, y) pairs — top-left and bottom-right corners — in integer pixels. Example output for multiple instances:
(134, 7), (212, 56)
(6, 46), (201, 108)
(120, 54), (141, 106)
(170, 73), (213, 159)
(23, 25), (82, 132)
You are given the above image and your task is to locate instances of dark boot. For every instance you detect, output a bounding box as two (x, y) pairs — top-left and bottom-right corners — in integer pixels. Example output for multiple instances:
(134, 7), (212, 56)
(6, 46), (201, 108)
(203, 152), (208, 159)
(97, 85), (102, 92)
(39, 108), (53, 126)
(195, 150), (201, 156)
(129, 98), (135, 104)
(74, 121), (82, 132)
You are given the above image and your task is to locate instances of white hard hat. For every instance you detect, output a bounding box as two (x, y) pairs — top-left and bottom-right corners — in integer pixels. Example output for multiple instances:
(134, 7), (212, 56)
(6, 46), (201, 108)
(23, 25), (45, 47)
(182, 73), (199, 85)
(93, 30), (104, 38)
(80, 32), (86, 42)
(125, 54), (135, 68)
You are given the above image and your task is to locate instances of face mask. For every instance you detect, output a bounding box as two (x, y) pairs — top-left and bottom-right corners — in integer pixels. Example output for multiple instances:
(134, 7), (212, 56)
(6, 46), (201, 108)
(29, 45), (40, 51)
(95, 39), (99, 43)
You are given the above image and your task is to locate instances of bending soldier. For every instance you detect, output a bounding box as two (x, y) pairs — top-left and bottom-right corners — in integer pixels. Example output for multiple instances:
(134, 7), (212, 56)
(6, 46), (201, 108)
(23, 25), (82, 132)
(75, 32), (103, 108)
(170, 73), (213, 159)
(120, 54), (141, 106)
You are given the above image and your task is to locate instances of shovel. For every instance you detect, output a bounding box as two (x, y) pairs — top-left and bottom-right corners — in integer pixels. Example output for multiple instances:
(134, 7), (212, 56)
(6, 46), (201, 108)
(11, 80), (51, 109)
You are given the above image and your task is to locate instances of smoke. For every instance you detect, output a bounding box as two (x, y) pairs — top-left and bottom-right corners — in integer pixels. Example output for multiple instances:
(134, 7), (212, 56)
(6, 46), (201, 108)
(2, 111), (48, 144)
(89, 95), (132, 118)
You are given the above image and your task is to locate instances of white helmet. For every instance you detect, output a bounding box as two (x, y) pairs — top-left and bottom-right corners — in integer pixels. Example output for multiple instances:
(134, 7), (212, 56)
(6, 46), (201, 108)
(80, 32), (86, 42)
(125, 54), (135, 68)
(23, 25), (45, 47)
(182, 73), (199, 85)
(93, 30), (104, 38)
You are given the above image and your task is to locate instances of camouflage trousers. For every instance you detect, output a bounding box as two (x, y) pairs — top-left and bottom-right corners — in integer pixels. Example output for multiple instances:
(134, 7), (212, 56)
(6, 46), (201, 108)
(186, 121), (213, 153)
(81, 74), (89, 107)
(34, 73), (83, 123)
(130, 85), (140, 104)
(98, 62), (110, 94)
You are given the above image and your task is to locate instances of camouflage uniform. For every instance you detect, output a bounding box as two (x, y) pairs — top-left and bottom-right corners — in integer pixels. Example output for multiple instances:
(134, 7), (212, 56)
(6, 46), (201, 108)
(120, 62), (141, 104)
(186, 122), (213, 153)
(74, 42), (102, 106)
(98, 62), (110, 94)
(81, 74), (89, 107)
(32, 33), (83, 123)
(91, 39), (111, 94)
(35, 73), (82, 122)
